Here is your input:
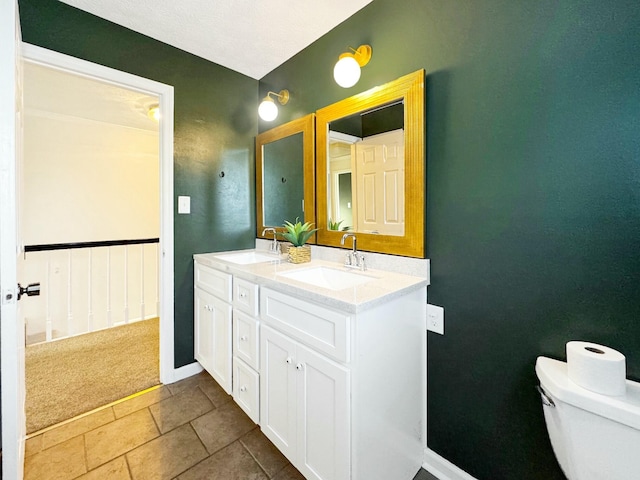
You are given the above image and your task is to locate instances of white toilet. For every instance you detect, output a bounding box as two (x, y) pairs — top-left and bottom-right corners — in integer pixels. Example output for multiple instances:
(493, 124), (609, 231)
(535, 356), (640, 479)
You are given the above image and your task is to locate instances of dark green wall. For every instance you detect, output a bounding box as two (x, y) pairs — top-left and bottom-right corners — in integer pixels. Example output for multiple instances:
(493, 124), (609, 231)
(18, 0), (258, 368)
(261, 1), (640, 479)
(263, 133), (304, 226)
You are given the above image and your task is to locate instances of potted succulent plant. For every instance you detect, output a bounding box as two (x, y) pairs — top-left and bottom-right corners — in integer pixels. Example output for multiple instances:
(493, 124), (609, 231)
(281, 218), (318, 264)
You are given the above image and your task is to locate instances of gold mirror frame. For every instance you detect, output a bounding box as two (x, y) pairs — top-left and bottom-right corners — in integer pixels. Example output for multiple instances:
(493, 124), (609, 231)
(256, 113), (316, 240)
(316, 70), (425, 258)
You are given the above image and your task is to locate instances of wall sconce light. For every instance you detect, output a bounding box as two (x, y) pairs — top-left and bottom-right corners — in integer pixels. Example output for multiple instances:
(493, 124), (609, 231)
(258, 90), (290, 121)
(333, 45), (372, 88)
(147, 104), (160, 121)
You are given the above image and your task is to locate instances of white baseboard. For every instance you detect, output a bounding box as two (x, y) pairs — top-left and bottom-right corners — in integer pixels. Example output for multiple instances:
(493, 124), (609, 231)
(423, 448), (478, 480)
(167, 361), (203, 384)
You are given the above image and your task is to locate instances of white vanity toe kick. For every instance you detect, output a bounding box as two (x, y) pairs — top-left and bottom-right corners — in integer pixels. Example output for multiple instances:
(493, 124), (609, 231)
(193, 251), (428, 313)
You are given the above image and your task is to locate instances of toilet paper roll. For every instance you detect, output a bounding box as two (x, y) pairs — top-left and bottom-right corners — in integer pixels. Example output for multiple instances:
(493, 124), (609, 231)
(566, 341), (626, 396)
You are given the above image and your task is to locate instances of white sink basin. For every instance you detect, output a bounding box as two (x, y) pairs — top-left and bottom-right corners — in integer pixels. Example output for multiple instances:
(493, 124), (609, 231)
(214, 251), (279, 265)
(278, 266), (375, 291)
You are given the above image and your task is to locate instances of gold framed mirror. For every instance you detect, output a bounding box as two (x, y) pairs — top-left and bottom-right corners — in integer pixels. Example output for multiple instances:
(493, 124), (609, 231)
(316, 70), (425, 258)
(256, 113), (316, 239)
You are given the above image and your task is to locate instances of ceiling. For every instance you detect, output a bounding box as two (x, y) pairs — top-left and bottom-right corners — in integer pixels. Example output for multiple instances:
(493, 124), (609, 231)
(24, 62), (159, 131)
(59, 0), (375, 79)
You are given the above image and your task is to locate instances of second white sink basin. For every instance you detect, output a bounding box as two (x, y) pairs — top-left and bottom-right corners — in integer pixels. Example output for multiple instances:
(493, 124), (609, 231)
(278, 266), (375, 291)
(214, 251), (279, 265)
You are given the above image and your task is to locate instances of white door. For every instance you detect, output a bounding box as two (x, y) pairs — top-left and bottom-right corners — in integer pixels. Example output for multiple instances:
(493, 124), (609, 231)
(296, 343), (350, 480)
(260, 325), (297, 461)
(0, 1), (26, 478)
(354, 129), (405, 236)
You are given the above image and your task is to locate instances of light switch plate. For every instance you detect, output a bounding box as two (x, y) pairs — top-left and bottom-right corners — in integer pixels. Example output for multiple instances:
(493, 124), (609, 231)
(178, 196), (190, 214)
(427, 304), (444, 335)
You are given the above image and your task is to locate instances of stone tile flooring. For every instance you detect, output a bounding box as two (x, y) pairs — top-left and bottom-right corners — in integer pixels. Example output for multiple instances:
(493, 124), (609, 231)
(24, 371), (297, 480)
(24, 370), (437, 480)
(414, 469), (440, 480)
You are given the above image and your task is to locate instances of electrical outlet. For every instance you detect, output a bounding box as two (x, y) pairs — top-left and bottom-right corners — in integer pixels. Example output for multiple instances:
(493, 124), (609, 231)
(427, 304), (444, 335)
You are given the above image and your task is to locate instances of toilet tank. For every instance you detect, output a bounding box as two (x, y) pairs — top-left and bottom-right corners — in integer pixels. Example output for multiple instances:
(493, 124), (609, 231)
(535, 357), (640, 480)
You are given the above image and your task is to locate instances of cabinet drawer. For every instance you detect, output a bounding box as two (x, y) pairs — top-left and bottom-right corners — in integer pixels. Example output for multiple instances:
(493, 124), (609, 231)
(233, 357), (260, 424)
(233, 278), (259, 316)
(194, 261), (232, 302)
(260, 288), (350, 363)
(233, 309), (259, 370)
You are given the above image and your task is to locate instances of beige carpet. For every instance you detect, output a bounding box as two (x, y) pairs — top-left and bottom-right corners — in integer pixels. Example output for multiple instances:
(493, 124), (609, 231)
(25, 318), (160, 433)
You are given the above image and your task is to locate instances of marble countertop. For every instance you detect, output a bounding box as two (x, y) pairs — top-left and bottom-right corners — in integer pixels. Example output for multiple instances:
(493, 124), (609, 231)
(194, 249), (428, 314)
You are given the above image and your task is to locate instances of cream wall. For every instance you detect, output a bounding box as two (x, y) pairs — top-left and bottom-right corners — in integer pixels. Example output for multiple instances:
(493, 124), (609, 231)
(22, 111), (159, 245)
(20, 109), (160, 343)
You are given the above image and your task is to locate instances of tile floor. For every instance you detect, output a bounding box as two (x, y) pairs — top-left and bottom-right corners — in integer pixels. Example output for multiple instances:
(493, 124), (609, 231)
(24, 370), (437, 480)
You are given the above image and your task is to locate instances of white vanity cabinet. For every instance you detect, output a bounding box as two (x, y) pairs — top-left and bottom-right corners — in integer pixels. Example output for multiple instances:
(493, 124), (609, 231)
(261, 324), (350, 480)
(194, 252), (428, 480)
(259, 286), (426, 480)
(232, 278), (261, 423)
(194, 259), (261, 420)
(194, 261), (233, 394)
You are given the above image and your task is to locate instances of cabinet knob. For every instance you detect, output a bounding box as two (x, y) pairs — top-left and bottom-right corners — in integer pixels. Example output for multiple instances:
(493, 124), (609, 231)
(239, 292), (247, 298)
(240, 386), (247, 392)
(296, 363), (304, 371)
(286, 357), (292, 364)
(240, 335), (248, 341)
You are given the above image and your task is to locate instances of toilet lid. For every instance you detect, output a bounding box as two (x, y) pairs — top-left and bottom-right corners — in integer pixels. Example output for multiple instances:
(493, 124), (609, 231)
(536, 356), (640, 431)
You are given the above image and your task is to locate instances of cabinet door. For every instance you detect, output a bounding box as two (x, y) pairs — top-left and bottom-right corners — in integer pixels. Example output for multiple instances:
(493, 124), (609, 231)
(194, 287), (215, 375)
(194, 287), (232, 393)
(260, 325), (297, 461)
(296, 343), (350, 480)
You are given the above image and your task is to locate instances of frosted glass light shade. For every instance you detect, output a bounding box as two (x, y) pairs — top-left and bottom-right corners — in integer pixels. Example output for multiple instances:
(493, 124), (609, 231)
(258, 98), (278, 121)
(148, 105), (160, 121)
(334, 55), (361, 88)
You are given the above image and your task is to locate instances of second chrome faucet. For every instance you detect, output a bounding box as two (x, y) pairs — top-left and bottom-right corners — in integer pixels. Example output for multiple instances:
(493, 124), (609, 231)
(262, 228), (281, 255)
(340, 233), (366, 271)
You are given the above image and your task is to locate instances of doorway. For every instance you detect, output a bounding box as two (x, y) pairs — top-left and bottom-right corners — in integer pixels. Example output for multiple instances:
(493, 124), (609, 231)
(19, 44), (176, 427)
(20, 60), (162, 432)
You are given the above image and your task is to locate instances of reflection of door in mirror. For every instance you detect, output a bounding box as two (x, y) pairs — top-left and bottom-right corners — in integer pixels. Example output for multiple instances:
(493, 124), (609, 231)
(263, 133), (304, 226)
(327, 102), (405, 235)
(353, 129), (404, 236)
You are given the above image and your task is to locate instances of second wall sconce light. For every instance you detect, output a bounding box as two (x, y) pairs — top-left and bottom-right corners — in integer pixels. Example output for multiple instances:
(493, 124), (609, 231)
(258, 89), (290, 121)
(333, 44), (372, 88)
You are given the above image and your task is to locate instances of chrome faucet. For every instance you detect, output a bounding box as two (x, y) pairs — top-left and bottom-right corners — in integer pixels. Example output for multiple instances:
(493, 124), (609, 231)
(340, 233), (366, 270)
(262, 228), (281, 255)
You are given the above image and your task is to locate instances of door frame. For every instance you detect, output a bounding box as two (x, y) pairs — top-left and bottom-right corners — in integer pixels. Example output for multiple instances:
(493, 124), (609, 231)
(20, 44), (176, 383)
